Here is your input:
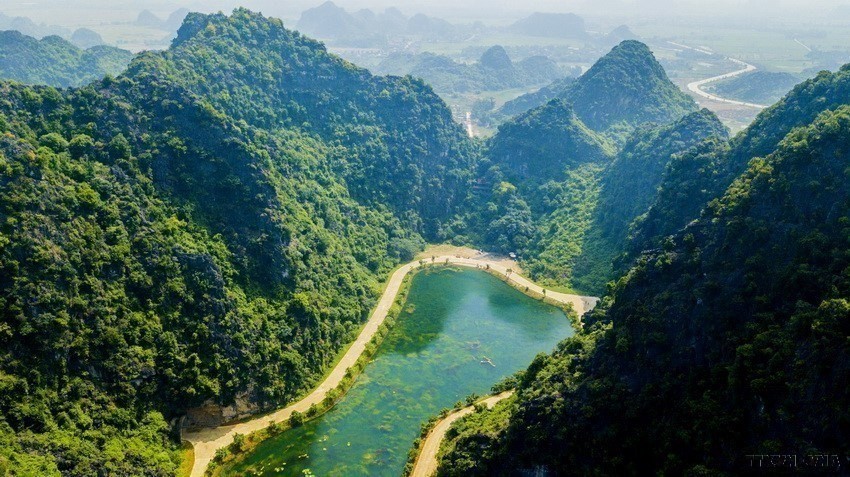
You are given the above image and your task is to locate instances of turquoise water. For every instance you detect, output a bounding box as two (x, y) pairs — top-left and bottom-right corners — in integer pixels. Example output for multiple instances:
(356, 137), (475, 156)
(224, 268), (574, 476)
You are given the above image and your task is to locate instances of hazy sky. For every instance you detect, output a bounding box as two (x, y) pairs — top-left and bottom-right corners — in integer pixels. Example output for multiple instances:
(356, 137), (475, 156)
(4, 0), (850, 27)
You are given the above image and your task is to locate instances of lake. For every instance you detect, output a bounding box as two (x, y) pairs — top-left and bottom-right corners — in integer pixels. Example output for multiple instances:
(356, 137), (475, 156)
(223, 267), (574, 476)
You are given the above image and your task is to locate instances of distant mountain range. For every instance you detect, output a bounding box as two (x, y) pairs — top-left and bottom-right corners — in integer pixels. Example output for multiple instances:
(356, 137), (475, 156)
(295, 2), (636, 49)
(375, 45), (563, 94)
(0, 12), (107, 49)
(0, 30), (133, 87)
(296, 1), (471, 46)
(134, 8), (190, 33)
(505, 12), (588, 39)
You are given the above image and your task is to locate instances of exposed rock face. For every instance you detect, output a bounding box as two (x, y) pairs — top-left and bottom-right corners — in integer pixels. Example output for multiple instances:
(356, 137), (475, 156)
(184, 392), (261, 428)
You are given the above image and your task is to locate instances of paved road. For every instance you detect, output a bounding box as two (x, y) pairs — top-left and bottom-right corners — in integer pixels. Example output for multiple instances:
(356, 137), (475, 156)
(183, 255), (597, 477)
(686, 57), (766, 108)
(410, 391), (514, 477)
(670, 40), (767, 109)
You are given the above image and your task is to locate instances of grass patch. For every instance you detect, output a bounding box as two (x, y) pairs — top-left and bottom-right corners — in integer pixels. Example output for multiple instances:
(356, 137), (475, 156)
(177, 441), (194, 477)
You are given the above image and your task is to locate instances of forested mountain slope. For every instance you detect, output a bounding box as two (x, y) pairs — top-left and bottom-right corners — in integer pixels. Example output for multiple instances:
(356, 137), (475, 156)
(468, 41), (706, 294)
(626, 65), (844, 261)
(494, 40), (697, 139)
(463, 100), (613, 257)
(561, 40), (696, 141)
(0, 9), (475, 474)
(0, 30), (133, 88)
(437, 67), (850, 477)
(535, 108), (729, 293)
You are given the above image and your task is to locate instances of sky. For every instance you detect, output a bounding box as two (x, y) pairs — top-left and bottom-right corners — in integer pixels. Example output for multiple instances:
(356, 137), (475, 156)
(3, 0), (850, 28)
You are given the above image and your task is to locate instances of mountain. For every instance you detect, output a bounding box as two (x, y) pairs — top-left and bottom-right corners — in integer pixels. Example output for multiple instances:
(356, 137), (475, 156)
(571, 109), (729, 289)
(437, 62), (850, 477)
(464, 40), (702, 293)
(296, 1), (365, 40)
(0, 12), (69, 39)
(296, 1), (461, 46)
(0, 30), (133, 87)
(562, 40), (697, 140)
(135, 9), (163, 28)
(507, 12), (587, 39)
(495, 76), (576, 119)
(375, 46), (562, 94)
(705, 70), (801, 106)
(467, 99), (614, 259)
(628, 64), (850, 262)
(134, 8), (189, 32)
(0, 9), (475, 474)
(487, 99), (612, 182)
(491, 40), (696, 139)
(600, 24), (639, 48)
(519, 109), (727, 294)
(69, 28), (103, 49)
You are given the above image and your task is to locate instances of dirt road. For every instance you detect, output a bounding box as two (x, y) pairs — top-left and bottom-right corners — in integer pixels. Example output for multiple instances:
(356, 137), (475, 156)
(410, 391), (514, 477)
(183, 255), (596, 477)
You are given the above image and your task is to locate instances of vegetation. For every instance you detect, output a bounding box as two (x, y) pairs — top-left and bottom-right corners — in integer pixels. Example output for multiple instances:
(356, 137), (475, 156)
(0, 8), (475, 474)
(3, 5), (841, 476)
(375, 46), (563, 95)
(493, 76), (575, 120)
(561, 40), (697, 141)
(436, 60), (850, 477)
(208, 266), (422, 476)
(705, 70), (802, 105)
(461, 99), (612, 270)
(460, 42), (708, 294)
(0, 30), (133, 87)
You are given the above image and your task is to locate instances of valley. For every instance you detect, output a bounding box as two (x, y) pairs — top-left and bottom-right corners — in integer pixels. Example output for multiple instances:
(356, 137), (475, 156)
(215, 267), (578, 476)
(185, 253), (594, 476)
(0, 3), (849, 477)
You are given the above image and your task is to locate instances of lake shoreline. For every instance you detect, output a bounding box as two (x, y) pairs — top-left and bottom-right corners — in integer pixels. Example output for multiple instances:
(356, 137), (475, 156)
(184, 253), (597, 477)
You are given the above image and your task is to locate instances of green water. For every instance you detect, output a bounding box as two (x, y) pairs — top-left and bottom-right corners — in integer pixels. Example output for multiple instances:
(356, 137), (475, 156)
(225, 268), (574, 477)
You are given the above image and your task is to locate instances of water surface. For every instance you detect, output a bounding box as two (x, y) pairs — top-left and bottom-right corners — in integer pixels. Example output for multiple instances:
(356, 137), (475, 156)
(225, 268), (573, 476)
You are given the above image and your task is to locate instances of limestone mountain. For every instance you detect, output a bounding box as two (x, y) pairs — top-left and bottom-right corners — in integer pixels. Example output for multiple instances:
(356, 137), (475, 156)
(492, 40), (696, 140)
(0, 30), (133, 87)
(437, 62), (850, 477)
(0, 8), (475, 474)
(562, 40), (697, 140)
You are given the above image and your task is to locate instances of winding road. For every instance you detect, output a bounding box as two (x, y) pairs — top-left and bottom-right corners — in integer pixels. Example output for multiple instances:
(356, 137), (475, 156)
(183, 253), (597, 477)
(670, 41), (767, 109)
(410, 391), (514, 477)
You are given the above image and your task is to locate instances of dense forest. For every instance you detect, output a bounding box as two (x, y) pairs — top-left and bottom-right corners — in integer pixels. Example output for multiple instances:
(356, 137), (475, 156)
(0, 30), (133, 88)
(460, 40), (706, 294)
(2, 6), (847, 477)
(436, 62), (850, 477)
(0, 9), (475, 474)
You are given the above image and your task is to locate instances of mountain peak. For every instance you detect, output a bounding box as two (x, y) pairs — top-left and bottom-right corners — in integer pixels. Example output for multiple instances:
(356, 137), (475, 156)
(480, 45), (513, 70)
(561, 40), (697, 139)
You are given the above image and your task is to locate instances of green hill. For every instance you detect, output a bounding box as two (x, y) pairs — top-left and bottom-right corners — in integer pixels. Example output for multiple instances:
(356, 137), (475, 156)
(0, 30), (133, 87)
(492, 41), (696, 142)
(461, 100), (612, 257)
(437, 63), (850, 477)
(562, 40), (697, 141)
(0, 9), (475, 474)
(628, 64), (850, 262)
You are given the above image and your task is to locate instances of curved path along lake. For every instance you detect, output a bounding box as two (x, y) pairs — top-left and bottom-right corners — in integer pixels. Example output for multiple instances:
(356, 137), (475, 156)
(222, 268), (575, 476)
